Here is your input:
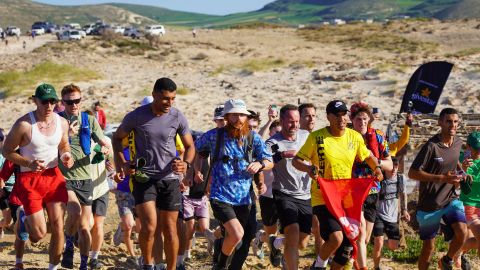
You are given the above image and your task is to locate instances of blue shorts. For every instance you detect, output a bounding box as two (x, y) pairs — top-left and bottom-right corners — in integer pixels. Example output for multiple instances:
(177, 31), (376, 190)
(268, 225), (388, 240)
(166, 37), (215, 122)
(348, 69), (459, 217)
(416, 199), (466, 240)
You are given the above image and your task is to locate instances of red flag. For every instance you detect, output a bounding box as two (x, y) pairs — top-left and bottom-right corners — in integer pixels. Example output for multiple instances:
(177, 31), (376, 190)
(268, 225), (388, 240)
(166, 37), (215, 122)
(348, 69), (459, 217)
(316, 177), (375, 259)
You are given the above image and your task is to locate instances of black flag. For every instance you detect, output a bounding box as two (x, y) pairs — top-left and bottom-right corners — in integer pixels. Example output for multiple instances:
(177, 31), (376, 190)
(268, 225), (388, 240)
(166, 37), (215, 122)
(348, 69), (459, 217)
(400, 61), (453, 114)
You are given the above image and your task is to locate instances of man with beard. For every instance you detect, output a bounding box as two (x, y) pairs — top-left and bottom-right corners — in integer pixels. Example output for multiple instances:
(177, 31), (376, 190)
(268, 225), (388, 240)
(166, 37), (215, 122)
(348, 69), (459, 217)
(292, 100), (382, 270)
(266, 104), (311, 270)
(113, 77), (195, 270)
(3, 83), (73, 270)
(408, 108), (467, 270)
(195, 99), (272, 270)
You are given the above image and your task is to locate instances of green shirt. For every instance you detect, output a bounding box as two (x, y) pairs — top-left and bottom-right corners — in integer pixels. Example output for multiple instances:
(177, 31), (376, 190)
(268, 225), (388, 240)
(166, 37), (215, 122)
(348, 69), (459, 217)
(59, 113), (105, 181)
(460, 159), (480, 207)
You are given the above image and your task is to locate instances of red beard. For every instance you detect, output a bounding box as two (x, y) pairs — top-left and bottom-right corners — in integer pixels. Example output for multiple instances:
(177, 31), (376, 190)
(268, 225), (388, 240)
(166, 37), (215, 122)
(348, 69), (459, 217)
(225, 121), (250, 144)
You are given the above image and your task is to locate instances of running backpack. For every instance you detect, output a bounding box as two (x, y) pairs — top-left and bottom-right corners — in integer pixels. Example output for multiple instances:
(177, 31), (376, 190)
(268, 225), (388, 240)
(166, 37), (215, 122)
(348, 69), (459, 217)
(59, 111), (91, 155)
(379, 174), (404, 201)
(205, 128), (255, 182)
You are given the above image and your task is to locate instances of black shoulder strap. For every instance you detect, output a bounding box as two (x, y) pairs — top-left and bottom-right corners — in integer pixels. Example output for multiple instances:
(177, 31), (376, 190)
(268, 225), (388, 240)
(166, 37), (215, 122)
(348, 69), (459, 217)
(245, 131), (254, 163)
(397, 173), (404, 194)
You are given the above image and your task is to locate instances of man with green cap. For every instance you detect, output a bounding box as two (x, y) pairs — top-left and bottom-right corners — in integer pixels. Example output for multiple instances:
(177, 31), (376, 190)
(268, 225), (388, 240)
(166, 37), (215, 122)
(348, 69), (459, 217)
(2, 83), (74, 270)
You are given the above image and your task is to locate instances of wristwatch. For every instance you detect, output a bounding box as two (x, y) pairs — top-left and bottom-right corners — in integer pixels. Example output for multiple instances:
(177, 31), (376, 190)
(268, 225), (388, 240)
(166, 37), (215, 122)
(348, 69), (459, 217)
(184, 161), (192, 170)
(257, 160), (266, 171)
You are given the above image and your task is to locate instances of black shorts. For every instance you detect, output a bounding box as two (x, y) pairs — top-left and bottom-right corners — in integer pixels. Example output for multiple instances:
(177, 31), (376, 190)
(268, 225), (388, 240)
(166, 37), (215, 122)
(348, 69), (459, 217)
(313, 205), (353, 266)
(363, 193), (379, 223)
(9, 202), (20, 223)
(259, 196), (278, 227)
(373, 216), (400, 240)
(66, 179), (93, 206)
(0, 188), (11, 210)
(273, 190), (312, 234)
(133, 178), (182, 211)
(92, 192), (109, 217)
(210, 199), (251, 226)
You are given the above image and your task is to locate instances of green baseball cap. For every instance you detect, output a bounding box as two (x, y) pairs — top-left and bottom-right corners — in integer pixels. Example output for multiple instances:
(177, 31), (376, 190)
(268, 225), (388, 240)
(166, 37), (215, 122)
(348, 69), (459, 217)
(467, 131), (480, 150)
(33, 83), (59, 101)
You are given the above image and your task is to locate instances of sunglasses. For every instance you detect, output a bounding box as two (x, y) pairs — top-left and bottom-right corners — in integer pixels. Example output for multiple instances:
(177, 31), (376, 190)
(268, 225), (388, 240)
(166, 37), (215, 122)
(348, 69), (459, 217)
(63, 98), (81, 105)
(41, 99), (57, 105)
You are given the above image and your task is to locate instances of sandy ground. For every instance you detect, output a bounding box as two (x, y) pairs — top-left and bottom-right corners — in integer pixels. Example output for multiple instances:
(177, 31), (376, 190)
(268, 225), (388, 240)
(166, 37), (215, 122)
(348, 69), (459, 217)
(0, 19), (480, 269)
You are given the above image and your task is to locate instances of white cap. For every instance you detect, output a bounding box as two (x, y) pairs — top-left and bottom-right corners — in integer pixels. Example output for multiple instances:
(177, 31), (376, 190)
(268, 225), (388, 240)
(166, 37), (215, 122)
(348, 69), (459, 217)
(140, 96), (154, 106)
(222, 99), (251, 116)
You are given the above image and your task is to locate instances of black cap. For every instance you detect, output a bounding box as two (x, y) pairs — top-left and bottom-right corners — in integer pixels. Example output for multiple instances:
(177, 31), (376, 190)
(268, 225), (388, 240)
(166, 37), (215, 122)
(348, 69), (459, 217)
(326, 100), (348, 114)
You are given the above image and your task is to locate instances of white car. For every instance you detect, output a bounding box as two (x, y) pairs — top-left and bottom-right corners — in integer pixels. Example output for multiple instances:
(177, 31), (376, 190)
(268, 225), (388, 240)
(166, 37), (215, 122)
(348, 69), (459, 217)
(83, 24), (95, 35)
(112, 26), (125, 35)
(31, 26), (45, 35)
(145, 25), (165, 36)
(69, 30), (82, 40)
(6, 26), (21, 36)
(59, 30), (81, 41)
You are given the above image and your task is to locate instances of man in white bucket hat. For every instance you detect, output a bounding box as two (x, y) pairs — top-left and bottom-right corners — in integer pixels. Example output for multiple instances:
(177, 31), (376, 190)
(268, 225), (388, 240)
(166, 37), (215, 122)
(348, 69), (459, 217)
(195, 99), (272, 270)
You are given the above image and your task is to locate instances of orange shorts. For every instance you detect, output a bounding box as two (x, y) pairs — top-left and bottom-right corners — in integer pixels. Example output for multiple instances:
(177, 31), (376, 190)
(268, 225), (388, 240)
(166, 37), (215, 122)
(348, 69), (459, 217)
(464, 205), (480, 225)
(15, 167), (67, 215)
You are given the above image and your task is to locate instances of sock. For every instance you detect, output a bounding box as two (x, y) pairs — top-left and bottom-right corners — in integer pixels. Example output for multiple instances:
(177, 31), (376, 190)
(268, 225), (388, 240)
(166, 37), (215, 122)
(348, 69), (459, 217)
(80, 254), (88, 269)
(273, 236), (284, 249)
(314, 255), (328, 268)
(444, 255), (453, 263)
(217, 251), (230, 269)
(185, 249), (191, 258)
(16, 257), (23, 264)
(65, 235), (75, 251)
(177, 254), (184, 266)
(48, 264), (59, 270)
(89, 250), (99, 259)
(155, 263), (166, 270)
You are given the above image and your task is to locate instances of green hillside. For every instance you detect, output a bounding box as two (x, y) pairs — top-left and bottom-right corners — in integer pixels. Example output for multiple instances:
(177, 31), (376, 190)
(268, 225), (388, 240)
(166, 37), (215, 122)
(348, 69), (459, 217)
(2, 0), (479, 32)
(1, 0), (155, 31)
(108, 3), (219, 26)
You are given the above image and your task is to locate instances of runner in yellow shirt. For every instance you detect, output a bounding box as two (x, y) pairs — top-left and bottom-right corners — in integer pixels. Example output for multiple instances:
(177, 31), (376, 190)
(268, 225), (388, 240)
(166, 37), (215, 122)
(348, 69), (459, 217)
(292, 100), (383, 270)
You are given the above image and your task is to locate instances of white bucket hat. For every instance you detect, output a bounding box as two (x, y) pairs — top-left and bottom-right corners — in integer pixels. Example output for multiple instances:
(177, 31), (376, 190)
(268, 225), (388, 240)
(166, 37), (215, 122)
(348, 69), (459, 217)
(222, 99), (251, 116)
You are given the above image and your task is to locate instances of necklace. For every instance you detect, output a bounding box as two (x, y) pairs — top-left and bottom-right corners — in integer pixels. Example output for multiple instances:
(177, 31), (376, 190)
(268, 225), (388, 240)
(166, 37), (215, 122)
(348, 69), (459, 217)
(35, 112), (55, 130)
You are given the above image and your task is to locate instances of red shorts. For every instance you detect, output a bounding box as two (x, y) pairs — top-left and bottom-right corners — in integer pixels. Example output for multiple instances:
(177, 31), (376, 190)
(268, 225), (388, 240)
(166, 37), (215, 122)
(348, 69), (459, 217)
(14, 167), (68, 215)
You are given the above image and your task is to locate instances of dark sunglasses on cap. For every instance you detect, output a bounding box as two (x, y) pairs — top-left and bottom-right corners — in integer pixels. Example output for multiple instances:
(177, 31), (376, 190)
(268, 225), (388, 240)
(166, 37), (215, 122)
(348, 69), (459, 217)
(63, 98), (81, 105)
(41, 99), (57, 105)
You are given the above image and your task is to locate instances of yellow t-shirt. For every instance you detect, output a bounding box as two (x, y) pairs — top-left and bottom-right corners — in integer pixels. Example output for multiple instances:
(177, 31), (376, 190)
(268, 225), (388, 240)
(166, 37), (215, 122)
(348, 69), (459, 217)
(296, 127), (371, 206)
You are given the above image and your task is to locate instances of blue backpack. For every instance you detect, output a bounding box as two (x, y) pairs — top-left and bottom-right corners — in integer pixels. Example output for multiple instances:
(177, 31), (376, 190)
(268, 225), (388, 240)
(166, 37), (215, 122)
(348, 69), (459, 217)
(59, 111), (91, 155)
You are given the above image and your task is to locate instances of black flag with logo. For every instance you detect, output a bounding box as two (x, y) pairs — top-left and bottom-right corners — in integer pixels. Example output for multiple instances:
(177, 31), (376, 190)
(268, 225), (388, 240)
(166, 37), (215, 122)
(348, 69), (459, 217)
(400, 61), (453, 114)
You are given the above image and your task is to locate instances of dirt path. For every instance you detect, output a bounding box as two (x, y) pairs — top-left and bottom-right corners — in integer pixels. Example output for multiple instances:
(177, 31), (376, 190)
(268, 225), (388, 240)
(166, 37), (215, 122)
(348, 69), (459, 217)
(0, 34), (57, 55)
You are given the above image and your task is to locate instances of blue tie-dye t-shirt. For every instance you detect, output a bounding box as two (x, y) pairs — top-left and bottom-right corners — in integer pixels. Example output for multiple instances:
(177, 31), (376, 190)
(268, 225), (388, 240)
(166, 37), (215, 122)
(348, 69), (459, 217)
(195, 128), (271, 205)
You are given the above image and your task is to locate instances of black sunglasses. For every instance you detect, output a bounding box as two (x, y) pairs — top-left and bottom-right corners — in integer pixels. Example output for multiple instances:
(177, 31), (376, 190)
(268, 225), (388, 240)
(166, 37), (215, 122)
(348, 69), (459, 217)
(41, 99), (57, 105)
(63, 98), (81, 105)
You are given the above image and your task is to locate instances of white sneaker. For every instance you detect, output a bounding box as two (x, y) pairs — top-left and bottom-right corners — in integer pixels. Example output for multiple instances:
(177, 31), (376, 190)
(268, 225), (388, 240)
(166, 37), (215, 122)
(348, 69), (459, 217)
(252, 229), (265, 258)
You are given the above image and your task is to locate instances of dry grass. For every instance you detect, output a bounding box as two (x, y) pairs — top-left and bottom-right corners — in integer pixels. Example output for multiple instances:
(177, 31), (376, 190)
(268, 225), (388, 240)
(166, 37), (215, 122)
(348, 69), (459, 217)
(0, 61), (100, 97)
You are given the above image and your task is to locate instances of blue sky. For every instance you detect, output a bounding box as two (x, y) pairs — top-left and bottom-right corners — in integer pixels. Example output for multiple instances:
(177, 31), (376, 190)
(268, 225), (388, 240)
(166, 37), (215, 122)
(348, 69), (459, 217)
(34, 0), (276, 15)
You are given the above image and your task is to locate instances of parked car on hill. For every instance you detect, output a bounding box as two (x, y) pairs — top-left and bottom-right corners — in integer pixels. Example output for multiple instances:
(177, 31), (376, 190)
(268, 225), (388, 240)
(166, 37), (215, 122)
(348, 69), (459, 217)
(112, 26), (125, 35)
(58, 30), (81, 41)
(145, 25), (165, 36)
(130, 29), (144, 39)
(31, 26), (45, 35)
(6, 26), (21, 36)
(32, 21), (54, 33)
(83, 24), (95, 35)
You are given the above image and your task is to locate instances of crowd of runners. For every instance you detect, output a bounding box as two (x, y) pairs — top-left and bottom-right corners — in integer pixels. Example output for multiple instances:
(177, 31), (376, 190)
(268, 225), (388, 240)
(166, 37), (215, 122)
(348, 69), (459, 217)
(0, 77), (479, 270)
